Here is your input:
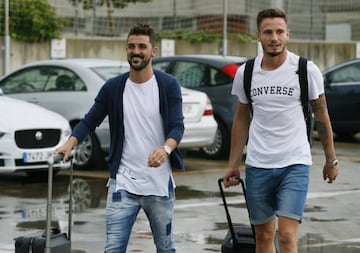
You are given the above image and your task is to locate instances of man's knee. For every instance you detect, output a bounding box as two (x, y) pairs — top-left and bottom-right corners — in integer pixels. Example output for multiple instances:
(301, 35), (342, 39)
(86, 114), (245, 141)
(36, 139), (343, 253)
(256, 229), (275, 243)
(278, 216), (299, 250)
(279, 229), (297, 243)
(254, 221), (276, 242)
(255, 230), (276, 253)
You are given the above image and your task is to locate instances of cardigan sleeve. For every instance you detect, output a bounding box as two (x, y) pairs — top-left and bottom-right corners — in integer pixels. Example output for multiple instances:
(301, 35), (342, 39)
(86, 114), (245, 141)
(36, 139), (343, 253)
(71, 77), (115, 143)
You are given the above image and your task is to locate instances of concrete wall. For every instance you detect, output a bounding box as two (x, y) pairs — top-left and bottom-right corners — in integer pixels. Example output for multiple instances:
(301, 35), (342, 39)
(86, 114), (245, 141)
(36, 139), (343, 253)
(0, 37), (356, 76)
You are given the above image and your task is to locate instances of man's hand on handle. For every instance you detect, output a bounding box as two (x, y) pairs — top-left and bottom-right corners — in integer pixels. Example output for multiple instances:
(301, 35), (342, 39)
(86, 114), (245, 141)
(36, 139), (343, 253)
(55, 136), (78, 162)
(223, 167), (241, 188)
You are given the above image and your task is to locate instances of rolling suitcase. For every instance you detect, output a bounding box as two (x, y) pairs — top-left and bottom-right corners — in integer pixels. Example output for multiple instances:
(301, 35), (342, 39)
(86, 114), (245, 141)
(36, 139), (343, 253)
(218, 177), (279, 253)
(14, 154), (74, 253)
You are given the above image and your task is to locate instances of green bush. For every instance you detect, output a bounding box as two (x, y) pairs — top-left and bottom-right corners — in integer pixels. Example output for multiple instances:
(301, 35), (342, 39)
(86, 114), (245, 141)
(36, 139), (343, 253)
(0, 0), (66, 42)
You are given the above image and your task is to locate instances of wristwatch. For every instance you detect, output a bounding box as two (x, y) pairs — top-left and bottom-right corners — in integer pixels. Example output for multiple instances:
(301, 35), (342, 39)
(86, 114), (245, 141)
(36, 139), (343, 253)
(162, 145), (172, 155)
(327, 159), (338, 168)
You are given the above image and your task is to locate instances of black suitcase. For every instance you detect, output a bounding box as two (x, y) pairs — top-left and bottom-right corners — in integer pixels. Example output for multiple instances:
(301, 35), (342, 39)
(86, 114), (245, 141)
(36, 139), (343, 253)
(15, 154), (74, 253)
(218, 177), (279, 253)
(14, 231), (71, 253)
(221, 225), (256, 253)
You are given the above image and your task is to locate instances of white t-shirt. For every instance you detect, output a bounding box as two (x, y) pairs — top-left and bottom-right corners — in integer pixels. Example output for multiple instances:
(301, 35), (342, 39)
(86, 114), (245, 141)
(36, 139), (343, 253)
(232, 51), (324, 168)
(115, 75), (174, 196)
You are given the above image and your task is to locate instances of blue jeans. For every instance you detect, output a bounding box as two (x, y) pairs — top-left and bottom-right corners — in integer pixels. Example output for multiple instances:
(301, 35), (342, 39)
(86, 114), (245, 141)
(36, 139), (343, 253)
(104, 178), (176, 253)
(245, 164), (309, 225)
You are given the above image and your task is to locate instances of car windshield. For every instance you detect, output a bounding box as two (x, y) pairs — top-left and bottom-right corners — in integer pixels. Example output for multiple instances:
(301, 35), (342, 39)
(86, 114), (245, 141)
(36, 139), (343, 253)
(90, 66), (130, 80)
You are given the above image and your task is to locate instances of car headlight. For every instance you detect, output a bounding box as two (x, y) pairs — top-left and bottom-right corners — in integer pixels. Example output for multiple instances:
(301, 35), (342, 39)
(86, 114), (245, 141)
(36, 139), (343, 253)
(62, 125), (72, 138)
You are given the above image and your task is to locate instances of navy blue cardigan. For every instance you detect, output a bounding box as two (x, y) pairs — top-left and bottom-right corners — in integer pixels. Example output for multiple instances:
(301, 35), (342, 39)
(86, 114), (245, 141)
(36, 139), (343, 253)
(71, 70), (185, 179)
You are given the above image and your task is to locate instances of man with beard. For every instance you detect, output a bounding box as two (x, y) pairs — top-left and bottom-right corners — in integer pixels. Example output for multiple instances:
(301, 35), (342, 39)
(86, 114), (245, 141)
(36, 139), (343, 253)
(223, 8), (339, 253)
(56, 23), (184, 253)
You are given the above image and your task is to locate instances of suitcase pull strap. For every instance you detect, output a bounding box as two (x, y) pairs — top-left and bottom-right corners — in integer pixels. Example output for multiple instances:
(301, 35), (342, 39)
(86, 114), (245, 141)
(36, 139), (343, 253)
(218, 177), (256, 244)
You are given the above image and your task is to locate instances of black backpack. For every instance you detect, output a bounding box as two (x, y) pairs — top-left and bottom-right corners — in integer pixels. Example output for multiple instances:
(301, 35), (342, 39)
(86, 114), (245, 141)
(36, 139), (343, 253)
(243, 57), (314, 146)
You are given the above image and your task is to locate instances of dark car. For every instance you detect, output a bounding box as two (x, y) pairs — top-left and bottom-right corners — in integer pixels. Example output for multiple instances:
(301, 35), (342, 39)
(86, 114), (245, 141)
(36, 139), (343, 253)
(322, 58), (360, 139)
(153, 54), (247, 159)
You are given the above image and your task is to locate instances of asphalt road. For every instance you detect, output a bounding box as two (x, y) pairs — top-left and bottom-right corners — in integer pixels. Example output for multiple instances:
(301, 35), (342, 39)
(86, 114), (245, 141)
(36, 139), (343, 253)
(0, 137), (359, 253)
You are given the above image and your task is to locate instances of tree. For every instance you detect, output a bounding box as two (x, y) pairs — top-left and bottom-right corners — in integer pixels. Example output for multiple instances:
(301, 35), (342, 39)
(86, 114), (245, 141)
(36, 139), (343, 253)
(68, 0), (152, 36)
(0, 0), (66, 42)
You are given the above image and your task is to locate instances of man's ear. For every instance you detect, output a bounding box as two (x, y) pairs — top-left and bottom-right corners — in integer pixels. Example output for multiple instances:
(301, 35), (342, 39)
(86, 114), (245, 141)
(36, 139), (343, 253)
(256, 31), (260, 41)
(152, 46), (158, 57)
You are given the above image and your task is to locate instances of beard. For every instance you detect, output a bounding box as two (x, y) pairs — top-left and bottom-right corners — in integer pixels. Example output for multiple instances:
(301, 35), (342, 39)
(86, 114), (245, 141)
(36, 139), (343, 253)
(128, 54), (150, 71)
(262, 44), (286, 58)
(267, 51), (282, 57)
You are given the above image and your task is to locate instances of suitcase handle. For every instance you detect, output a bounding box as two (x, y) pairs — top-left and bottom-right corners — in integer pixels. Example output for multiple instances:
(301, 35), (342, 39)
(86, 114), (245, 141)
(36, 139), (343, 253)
(47, 152), (71, 165)
(218, 177), (256, 245)
(45, 152), (74, 253)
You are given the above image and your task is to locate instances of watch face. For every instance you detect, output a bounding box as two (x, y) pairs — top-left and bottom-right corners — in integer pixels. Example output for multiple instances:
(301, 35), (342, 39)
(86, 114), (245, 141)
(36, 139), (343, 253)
(163, 145), (171, 155)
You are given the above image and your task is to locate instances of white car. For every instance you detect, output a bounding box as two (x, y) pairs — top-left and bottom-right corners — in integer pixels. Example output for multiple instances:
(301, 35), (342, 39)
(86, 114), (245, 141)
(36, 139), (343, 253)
(0, 90), (71, 176)
(180, 87), (217, 148)
(0, 59), (217, 169)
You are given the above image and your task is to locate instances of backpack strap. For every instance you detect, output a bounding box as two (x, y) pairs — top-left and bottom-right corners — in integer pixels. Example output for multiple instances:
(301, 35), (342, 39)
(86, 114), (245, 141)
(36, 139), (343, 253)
(243, 58), (255, 104)
(298, 56), (314, 146)
(298, 56), (308, 111)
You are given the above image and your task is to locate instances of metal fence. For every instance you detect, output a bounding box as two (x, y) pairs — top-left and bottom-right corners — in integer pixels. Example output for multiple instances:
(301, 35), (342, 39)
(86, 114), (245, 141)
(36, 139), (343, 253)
(43, 0), (360, 41)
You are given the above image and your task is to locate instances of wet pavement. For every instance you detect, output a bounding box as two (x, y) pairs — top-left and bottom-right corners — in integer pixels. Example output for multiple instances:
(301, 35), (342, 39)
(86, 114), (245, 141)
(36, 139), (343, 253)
(0, 138), (360, 253)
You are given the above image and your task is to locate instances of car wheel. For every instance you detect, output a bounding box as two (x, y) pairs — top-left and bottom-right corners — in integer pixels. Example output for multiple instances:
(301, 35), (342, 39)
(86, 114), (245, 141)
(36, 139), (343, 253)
(201, 122), (229, 160)
(73, 132), (104, 170)
(68, 178), (92, 212)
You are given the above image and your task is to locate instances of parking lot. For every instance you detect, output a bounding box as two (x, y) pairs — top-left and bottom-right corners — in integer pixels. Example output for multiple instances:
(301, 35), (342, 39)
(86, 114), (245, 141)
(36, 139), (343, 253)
(0, 137), (359, 253)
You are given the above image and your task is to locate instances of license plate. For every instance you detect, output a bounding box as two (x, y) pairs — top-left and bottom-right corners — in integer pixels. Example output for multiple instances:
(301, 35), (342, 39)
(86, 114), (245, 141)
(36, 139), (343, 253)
(23, 151), (52, 163)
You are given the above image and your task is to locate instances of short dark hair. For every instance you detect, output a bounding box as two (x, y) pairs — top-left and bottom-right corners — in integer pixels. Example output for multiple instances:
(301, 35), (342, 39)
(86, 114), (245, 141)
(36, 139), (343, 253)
(127, 23), (156, 46)
(257, 8), (287, 30)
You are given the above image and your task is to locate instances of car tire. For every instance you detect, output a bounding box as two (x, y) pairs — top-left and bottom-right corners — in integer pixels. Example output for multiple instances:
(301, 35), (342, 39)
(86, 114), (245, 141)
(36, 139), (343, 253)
(201, 121), (229, 160)
(73, 132), (104, 170)
(68, 178), (92, 212)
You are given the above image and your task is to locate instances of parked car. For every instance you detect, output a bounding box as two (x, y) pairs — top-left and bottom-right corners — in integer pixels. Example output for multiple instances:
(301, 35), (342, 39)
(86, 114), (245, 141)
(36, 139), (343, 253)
(322, 58), (360, 138)
(180, 87), (217, 149)
(0, 90), (71, 177)
(153, 54), (247, 159)
(0, 59), (217, 169)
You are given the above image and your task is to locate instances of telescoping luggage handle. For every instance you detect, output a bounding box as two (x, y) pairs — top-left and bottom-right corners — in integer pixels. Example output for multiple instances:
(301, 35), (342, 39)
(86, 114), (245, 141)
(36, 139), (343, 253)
(218, 177), (256, 245)
(45, 153), (74, 253)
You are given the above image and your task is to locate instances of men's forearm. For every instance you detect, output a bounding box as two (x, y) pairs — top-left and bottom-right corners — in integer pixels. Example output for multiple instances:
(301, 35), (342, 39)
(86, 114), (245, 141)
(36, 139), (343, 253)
(312, 95), (336, 162)
(68, 136), (79, 148)
(228, 102), (251, 169)
(315, 118), (336, 162)
(228, 119), (249, 169)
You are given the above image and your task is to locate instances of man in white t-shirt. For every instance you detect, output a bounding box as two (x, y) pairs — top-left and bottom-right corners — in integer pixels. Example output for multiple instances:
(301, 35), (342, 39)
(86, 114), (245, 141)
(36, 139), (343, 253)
(57, 24), (184, 253)
(223, 8), (339, 253)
